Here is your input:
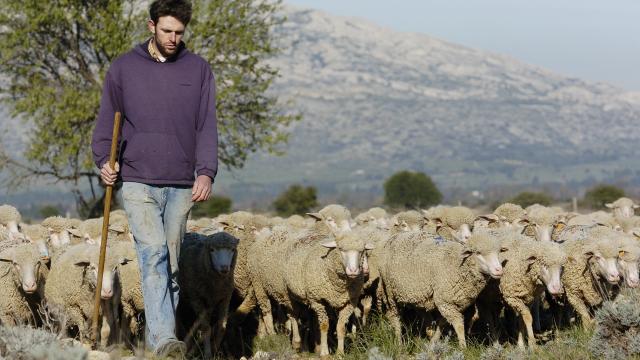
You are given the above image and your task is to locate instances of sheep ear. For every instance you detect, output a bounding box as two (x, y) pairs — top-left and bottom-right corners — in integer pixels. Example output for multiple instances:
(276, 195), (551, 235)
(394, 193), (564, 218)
(0, 254), (13, 263)
(321, 241), (337, 249)
(619, 250), (626, 258)
(460, 249), (474, 265)
(516, 219), (530, 226)
(219, 221), (231, 228)
(526, 255), (537, 264)
(74, 261), (91, 268)
(567, 256), (577, 264)
(306, 212), (322, 222)
(109, 224), (125, 233)
(119, 257), (133, 265)
(67, 228), (82, 238)
(364, 243), (375, 250)
(476, 214), (499, 223)
(632, 230), (640, 239)
(605, 203), (614, 209)
(634, 204), (640, 209)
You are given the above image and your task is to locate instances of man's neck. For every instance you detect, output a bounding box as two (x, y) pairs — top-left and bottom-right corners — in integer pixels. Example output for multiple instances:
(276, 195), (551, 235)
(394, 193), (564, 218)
(149, 37), (167, 63)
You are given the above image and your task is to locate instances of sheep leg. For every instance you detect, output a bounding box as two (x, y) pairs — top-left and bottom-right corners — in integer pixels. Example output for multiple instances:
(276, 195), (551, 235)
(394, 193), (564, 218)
(506, 298), (536, 348)
(467, 304), (480, 335)
(253, 283), (275, 336)
(310, 302), (331, 358)
(385, 300), (403, 344)
(362, 295), (373, 327)
(212, 302), (229, 354)
(282, 314), (299, 351)
(430, 317), (447, 343)
(438, 304), (467, 348)
(202, 322), (213, 360)
(336, 305), (354, 355)
(532, 296), (541, 332)
(234, 290), (257, 318)
(100, 310), (110, 348)
(566, 293), (593, 330)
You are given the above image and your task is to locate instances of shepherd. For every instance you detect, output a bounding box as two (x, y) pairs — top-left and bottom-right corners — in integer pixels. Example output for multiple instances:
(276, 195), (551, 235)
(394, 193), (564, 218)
(91, 0), (218, 357)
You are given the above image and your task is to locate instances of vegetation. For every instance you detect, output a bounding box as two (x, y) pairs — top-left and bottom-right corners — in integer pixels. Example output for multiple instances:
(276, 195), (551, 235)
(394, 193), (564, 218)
(39, 205), (61, 218)
(508, 191), (553, 208)
(0, 0), (299, 217)
(272, 184), (318, 216)
(383, 170), (442, 209)
(582, 184), (626, 210)
(191, 195), (233, 218)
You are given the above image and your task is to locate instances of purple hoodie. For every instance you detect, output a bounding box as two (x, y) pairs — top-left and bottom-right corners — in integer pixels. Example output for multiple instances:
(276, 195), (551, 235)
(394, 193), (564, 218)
(91, 40), (218, 186)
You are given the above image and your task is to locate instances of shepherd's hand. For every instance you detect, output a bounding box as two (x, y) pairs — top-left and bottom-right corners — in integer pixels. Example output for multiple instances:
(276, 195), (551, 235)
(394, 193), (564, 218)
(100, 162), (119, 186)
(192, 175), (212, 202)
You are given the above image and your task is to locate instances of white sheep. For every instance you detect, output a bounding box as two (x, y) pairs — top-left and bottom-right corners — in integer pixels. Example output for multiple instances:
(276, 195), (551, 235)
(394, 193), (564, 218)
(179, 231), (239, 359)
(606, 197), (640, 218)
(560, 233), (623, 329)
(248, 204), (354, 350)
(0, 205), (22, 238)
(41, 216), (81, 249)
(44, 243), (132, 344)
(521, 205), (564, 242)
(428, 206), (476, 242)
(0, 242), (50, 326)
(355, 207), (389, 229)
(497, 235), (567, 348)
(380, 230), (504, 348)
(475, 203), (527, 230)
(284, 227), (372, 358)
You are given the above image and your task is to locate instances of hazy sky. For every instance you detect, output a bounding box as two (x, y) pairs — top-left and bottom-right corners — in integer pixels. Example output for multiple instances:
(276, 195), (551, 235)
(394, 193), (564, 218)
(286, 0), (640, 91)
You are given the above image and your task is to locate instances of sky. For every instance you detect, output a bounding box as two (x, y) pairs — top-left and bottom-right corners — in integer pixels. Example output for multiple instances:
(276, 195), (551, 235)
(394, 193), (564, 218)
(286, 0), (640, 91)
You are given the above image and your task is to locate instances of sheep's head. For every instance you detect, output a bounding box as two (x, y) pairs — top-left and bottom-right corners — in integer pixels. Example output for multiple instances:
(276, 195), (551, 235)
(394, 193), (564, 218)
(307, 204), (352, 235)
(583, 240), (620, 285)
(0, 243), (49, 294)
(204, 232), (239, 274)
(531, 242), (567, 296)
(321, 230), (373, 278)
(616, 237), (640, 288)
(606, 197), (640, 218)
(462, 232), (505, 279)
(75, 252), (132, 300)
(434, 207), (475, 242)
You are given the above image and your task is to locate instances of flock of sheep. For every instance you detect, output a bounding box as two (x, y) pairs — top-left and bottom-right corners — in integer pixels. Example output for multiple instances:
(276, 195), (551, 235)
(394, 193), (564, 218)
(1, 197), (640, 359)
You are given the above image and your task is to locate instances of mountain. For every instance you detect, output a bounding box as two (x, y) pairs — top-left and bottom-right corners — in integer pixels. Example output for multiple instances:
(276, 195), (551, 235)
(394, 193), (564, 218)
(219, 5), (640, 199)
(3, 5), (640, 207)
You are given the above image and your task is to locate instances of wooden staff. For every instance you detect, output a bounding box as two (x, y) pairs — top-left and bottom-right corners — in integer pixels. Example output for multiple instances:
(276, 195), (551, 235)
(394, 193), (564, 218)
(92, 111), (121, 347)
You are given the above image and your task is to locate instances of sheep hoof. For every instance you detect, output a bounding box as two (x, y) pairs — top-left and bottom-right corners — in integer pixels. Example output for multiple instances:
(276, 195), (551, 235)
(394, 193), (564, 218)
(292, 340), (302, 351)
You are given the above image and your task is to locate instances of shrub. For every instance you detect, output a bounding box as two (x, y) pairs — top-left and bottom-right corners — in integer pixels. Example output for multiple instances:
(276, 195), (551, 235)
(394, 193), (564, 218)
(383, 171), (442, 209)
(508, 191), (553, 208)
(272, 185), (318, 217)
(583, 184), (626, 210)
(0, 325), (87, 360)
(191, 195), (233, 218)
(588, 288), (640, 359)
(39, 205), (61, 218)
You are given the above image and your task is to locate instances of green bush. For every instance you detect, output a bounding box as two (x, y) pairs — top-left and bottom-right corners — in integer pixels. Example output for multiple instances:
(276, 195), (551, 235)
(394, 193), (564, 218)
(589, 288), (640, 359)
(508, 191), (553, 208)
(39, 205), (61, 218)
(191, 195), (233, 218)
(582, 184), (625, 210)
(383, 171), (442, 209)
(272, 184), (318, 217)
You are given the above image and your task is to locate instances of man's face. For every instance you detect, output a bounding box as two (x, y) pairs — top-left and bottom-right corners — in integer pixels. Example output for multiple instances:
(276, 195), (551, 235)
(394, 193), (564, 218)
(147, 15), (185, 58)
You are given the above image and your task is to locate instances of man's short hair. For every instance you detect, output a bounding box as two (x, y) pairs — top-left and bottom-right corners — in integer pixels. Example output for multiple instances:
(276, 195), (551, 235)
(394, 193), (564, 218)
(150, 0), (193, 27)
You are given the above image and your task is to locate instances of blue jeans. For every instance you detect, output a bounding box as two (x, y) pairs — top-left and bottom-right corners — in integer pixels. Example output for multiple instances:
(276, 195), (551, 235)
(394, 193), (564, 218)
(121, 182), (193, 350)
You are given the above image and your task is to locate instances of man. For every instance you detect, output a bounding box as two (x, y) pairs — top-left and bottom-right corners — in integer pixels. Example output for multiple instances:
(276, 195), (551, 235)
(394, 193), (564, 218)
(91, 0), (217, 357)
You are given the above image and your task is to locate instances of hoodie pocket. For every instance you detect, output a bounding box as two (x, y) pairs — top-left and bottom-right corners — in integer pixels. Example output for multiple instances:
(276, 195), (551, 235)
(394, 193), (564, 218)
(123, 132), (192, 180)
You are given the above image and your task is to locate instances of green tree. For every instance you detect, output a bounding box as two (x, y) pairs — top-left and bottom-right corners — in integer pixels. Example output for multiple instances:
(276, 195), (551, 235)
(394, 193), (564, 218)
(39, 205), (61, 218)
(583, 184), (626, 210)
(0, 0), (299, 217)
(191, 195), (232, 218)
(508, 191), (553, 208)
(272, 184), (318, 217)
(383, 170), (442, 209)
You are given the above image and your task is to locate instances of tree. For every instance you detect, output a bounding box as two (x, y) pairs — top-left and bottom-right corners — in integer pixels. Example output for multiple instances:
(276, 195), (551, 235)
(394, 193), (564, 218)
(272, 184), (318, 217)
(191, 195), (232, 218)
(39, 205), (61, 218)
(0, 0), (299, 217)
(383, 170), (442, 209)
(508, 191), (553, 208)
(583, 184), (625, 210)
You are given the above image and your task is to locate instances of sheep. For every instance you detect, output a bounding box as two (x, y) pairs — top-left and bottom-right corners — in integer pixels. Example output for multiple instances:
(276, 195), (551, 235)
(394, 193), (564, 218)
(284, 227), (372, 358)
(248, 204), (354, 348)
(606, 197), (640, 218)
(0, 242), (50, 326)
(41, 216), (81, 249)
(426, 206), (475, 242)
(567, 211), (617, 228)
(284, 214), (313, 230)
(107, 241), (144, 346)
(0, 205), (22, 237)
(178, 231), (239, 359)
(478, 203), (527, 229)
(390, 210), (428, 234)
(355, 207), (388, 229)
(380, 230), (504, 348)
(44, 243), (133, 344)
(615, 236), (640, 288)
(497, 235), (567, 348)
(560, 233), (623, 329)
(615, 216), (640, 236)
(521, 205), (564, 242)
